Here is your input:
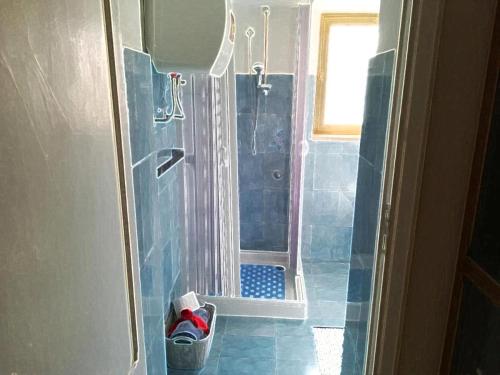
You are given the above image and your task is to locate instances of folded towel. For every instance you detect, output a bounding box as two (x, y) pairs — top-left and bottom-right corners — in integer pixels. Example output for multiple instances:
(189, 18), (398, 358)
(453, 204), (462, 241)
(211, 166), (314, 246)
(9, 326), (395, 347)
(170, 320), (205, 341)
(167, 308), (210, 338)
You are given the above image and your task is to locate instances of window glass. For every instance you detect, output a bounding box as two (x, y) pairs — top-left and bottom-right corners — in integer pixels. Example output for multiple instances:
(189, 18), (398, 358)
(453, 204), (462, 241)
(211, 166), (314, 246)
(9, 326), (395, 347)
(324, 24), (378, 127)
(314, 14), (379, 139)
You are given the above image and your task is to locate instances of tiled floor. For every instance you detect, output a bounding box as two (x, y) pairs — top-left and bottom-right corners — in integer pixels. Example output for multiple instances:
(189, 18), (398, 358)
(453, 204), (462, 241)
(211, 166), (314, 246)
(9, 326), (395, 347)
(168, 261), (365, 375)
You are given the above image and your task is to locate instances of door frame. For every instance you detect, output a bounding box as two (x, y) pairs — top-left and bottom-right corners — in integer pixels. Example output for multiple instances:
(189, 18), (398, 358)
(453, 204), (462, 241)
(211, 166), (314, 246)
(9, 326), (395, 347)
(368, 0), (498, 373)
(103, 0), (146, 373)
(367, 0), (447, 372)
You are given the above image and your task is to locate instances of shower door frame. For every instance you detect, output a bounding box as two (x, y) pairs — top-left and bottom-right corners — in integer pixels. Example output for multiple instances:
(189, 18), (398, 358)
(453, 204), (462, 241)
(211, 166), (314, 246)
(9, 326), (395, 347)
(182, 68), (240, 298)
(230, 3), (311, 300)
(237, 3), (311, 281)
(222, 60), (242, 298)
(198, 6), (311, 318)
(288, 3), (311, 275)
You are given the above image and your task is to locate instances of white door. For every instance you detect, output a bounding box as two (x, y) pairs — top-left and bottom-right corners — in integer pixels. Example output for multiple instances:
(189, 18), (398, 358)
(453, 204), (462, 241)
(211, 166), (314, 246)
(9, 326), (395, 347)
(0, 1), (139, 373)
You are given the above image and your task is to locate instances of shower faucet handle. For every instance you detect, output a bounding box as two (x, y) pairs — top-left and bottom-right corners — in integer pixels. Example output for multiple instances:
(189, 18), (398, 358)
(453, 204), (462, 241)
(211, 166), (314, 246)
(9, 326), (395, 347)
(170, 72), (186, 120)
(261, 83), (272, 96)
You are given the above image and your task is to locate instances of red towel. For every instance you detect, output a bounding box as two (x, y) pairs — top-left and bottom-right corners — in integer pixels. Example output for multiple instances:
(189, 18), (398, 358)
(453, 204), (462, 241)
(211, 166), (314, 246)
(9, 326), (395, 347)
(167, 309), (209, 337)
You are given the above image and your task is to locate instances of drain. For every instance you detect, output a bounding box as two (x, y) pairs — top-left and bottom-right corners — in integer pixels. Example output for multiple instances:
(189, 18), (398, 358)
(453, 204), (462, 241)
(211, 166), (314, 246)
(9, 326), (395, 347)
(272, 170), (282, 180)
(275, 265), (286, 272)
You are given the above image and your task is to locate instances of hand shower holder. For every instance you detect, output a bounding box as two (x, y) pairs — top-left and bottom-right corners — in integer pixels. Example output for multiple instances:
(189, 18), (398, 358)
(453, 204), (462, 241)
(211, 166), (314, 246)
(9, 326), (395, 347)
(252, 62), (272, 96)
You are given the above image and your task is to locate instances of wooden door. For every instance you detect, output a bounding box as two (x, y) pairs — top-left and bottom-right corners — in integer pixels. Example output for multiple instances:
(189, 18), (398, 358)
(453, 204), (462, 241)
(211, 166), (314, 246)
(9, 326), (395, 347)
(441, 6), (500, 374)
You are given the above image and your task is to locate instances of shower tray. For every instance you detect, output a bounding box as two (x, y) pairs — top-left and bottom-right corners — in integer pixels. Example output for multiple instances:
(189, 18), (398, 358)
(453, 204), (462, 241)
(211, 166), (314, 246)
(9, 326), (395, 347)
(198, 250), (307, 320)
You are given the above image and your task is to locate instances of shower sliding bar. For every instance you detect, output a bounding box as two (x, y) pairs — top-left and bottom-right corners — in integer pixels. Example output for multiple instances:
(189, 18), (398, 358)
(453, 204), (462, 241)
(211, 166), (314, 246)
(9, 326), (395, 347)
(252, 6), (272, 96)
(262, 6), (270, 85)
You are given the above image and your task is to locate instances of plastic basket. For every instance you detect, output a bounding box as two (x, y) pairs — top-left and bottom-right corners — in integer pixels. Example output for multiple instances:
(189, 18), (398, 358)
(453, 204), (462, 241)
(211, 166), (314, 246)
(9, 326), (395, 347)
(165, 303), (216, 370)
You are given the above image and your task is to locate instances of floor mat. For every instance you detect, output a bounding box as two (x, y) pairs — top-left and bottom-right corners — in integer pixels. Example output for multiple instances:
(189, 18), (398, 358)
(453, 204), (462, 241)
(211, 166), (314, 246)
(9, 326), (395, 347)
(313, 327), (345, 375)
(240, 264), (285, 299)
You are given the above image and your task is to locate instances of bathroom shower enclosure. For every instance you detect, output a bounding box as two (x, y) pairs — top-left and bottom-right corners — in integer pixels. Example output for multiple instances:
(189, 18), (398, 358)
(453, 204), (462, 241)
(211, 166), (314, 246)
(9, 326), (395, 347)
(179, 2), (312, 318)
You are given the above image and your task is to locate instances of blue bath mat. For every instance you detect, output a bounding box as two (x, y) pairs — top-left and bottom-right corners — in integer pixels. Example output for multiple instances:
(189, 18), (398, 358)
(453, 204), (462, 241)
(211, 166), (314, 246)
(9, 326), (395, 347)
(240, 264), (285, 300)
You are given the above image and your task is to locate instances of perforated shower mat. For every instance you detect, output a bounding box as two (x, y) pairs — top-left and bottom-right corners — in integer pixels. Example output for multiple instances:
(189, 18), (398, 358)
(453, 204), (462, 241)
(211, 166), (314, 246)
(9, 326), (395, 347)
(240, 264), (286, 299)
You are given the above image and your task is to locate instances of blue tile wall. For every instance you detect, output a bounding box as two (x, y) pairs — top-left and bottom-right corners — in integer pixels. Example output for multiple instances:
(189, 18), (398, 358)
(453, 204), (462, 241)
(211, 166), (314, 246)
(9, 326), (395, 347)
(300, 52), (394, 373)
(124, 48), (185, 375)
(236, 74), (293, 252)
(345, 50), (395, 372)
(342, 321), (368, 374)
(157, 162), (184, 310)
(124, 49), (155, 165)
(133, 155), (157, 267)
(358, 53), (395, 174)
(301, 76), (360, 263)
(346, 269), (373, 303)
(152, 63), (173, 122)
(348, 49), (395, 295)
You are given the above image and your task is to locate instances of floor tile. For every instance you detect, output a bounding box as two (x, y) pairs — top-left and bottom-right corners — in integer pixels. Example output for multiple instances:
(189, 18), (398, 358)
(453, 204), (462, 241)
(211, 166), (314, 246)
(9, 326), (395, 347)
(167, 356), (219, 375)
(275, 319), (314, 337)
(224, 316), (276, 337)
(209, 331), (224, 359)
(276, 335), (317, 361)
(218, 357), (276, 375)
(220, 335), (275, 359)
(276, 360), (320, 375)
(214, 316), (227, 335)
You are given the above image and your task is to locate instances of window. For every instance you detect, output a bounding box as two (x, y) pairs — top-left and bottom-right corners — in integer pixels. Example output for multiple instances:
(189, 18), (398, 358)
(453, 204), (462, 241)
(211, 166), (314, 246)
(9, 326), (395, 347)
(314, 13), (379, 139)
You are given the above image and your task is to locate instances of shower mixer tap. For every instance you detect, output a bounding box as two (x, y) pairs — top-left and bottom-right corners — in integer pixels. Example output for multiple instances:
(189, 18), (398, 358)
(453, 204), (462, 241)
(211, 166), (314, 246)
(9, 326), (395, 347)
(170, 72), (186, 120)
(154, 72), (186, 122)
(246, 5), (272, 96)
